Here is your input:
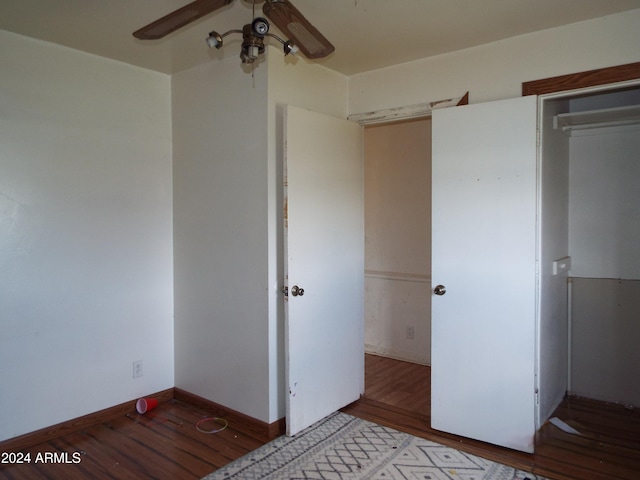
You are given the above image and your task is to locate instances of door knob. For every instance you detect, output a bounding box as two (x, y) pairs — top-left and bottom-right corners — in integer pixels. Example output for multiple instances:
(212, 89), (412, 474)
(291, 285), (305, 297)
(433, 284), (446, 296)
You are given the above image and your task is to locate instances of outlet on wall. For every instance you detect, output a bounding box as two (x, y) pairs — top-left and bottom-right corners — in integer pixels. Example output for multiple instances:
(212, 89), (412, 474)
(406, 326), (415, 340)
(133, 359), (143, 378)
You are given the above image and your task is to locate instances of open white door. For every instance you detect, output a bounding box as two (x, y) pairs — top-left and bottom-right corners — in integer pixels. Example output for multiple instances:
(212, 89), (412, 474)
(284, 105), (364, 436)
(431, 95), (538, 453)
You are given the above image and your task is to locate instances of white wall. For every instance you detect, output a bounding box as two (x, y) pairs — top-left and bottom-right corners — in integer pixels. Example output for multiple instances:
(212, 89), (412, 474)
(349, 9), (640, 113)
(0, 30), (174, 441)
(172, 56), (272, 422)
(569, 127), (640, 279)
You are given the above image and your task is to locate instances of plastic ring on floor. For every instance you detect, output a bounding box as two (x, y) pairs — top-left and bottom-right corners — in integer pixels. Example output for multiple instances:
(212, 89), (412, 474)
(196, 417), (228, 434)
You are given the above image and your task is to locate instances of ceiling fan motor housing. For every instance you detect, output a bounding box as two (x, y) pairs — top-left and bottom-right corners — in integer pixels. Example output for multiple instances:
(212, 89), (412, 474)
(241, 24), (265, 63)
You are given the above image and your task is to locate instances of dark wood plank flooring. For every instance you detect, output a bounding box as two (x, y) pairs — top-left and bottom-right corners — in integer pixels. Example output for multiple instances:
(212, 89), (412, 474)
(342, 353), (640, 480)
(2, 355), (639, 479)
(0, 399), (263, 480)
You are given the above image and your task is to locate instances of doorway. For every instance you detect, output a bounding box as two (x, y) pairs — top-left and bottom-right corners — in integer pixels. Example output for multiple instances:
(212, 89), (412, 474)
(539, 82), (640, 415)
(363, 117), (432, 415)
(355, 64), (640, 454)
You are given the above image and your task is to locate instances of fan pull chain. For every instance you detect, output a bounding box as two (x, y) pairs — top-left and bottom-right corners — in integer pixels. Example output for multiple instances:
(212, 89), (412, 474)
(252, 0), (256, 87)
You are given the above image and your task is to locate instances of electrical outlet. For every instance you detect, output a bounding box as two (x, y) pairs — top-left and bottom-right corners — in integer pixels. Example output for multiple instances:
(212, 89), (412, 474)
(406, 326), (415, 340)
(133, 360), (143, 378)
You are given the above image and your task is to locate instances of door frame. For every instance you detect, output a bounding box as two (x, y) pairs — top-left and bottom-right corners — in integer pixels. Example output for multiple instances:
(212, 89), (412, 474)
(534, 76), (640, 430)
(349, 94), (469, 401)
(524, 62), (640, 430)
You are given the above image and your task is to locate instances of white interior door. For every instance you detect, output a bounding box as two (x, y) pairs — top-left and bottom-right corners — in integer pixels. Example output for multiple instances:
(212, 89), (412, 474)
(431, 95), (538, 453)
(284, 105), (364, 436)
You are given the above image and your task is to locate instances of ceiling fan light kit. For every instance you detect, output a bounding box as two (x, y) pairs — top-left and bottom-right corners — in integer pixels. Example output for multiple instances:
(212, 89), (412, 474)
(206, 17), (297, 64)
(134, 0), (333, 67)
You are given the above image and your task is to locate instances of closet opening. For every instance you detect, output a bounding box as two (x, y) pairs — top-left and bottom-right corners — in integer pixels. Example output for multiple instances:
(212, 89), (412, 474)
(539, 81), (640, 422)
(362, 117), (432, 416)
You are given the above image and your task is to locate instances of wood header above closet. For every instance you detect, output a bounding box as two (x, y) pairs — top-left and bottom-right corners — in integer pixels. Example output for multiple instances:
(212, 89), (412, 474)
(522, 62), (640, 96)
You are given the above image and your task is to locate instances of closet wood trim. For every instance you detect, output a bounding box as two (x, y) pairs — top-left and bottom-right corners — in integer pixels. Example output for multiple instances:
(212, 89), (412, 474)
(522, 62), (640, 96)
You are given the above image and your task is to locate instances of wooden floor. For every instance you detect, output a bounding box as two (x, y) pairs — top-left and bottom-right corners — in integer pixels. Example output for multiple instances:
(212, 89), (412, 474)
(0, 400), (263, 480)
(2, 355), (639, 479)
(342, 354), (640, 480)
(361, 353), (430, 416)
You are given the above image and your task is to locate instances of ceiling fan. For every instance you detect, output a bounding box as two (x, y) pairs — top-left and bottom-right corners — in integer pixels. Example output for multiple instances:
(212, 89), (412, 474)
(133, 0), (334, 64)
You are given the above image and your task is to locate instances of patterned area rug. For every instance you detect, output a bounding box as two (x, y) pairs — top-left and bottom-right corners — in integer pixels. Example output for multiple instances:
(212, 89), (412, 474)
(203, 412), (547, 480)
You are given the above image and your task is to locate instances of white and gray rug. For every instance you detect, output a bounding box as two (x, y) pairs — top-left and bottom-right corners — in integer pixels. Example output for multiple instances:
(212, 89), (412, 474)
(203, 412), (547, 480)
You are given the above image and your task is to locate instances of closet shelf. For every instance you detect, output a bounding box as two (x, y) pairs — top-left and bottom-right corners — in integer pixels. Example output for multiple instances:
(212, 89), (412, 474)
(554, 104), (640, 135)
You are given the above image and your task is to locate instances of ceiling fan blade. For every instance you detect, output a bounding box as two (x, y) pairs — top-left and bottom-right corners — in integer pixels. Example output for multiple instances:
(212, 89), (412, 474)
(133, 0), (234, 40)
(263, 0), (334, 58)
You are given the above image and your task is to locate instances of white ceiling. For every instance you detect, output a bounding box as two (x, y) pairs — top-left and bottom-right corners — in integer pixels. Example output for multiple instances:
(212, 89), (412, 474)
(1, 0), (639, 76)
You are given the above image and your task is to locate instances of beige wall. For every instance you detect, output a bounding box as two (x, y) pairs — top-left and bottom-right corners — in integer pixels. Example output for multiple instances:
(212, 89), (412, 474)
(364, 119), (432, 364)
